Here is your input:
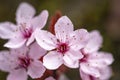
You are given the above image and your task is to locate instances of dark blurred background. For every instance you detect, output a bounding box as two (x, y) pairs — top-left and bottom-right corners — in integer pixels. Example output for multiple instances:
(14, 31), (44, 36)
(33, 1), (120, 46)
(0, 0), (120, 80)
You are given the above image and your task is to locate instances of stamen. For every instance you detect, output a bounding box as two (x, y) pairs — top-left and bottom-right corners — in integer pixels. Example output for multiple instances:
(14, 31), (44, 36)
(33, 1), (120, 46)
(79, 49), (88, 62)
(57, 43), (69, 54)
(18, 56), (32, 70)
(19, 23), (33, 39)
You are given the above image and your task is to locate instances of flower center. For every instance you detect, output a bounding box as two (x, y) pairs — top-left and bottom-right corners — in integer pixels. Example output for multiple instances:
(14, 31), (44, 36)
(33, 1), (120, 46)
(57, 43), (69, 54)
(89, 75), (95, 80)
(79, 54), (88, 62)
(18, 56), (32, 69)
(79, 49), (88, 62)
(19, 23), (33, 39)
(22, 28), (32, 38)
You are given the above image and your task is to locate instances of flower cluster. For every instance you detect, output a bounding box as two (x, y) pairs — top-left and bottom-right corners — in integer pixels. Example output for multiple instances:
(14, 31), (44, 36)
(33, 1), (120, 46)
(0, 2), (114, 80)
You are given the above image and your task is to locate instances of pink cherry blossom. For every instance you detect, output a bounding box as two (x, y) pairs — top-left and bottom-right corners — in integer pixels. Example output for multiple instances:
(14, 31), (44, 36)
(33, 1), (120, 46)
(0, 42), (46, 80)
(79, 51), (114, 79)
(35, 16), (89, 69)
(79, 30), (114, 80)
(0, 2), (48, 48)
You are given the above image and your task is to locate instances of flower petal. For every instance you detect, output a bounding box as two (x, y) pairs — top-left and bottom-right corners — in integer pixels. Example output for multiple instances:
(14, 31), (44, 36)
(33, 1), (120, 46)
(63, 59), (79, 68)
(63, 50), (83, 68)
(80, 63), (100, 77)
(4, 37), (26, 48)
(55, 16), (73, 42)
(31, 10), (48, 29)
(68, 49), (83, 60)
(29, 42), (46, 59)
(70, 29), (89, 50)
(84, 30), (103, 53)
(0, 51), (18, 72)
(10, 45), (29, 57)
(16, 2), (35, 24)
(43, 51), (63, 70)
(35, 30), (57, 50)
(98, 67), (112, 80)
(0, 22), (17, 39)
(26, 32), (35, 46)
(7, 69), (28, 80)
(79, 69), (92, 80)
(88, 52), (114, 68)
(28, 60), (46, 79)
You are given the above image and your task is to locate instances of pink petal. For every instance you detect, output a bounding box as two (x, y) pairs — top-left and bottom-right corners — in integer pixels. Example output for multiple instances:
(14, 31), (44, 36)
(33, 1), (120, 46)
(70, 29), (89, 50)
(55, 16), (73, 42)
(80, 63), (100, 77)
(98, 52), (114, 65)
(88, 52), (114, 67)
(63, 50), (83, 68)
(26, 33), (35, 46)
(10, 45), (29, 57)
(31, 10), (48, 29)
(0, 22), (17, 39)
(84, 30), (103, 53)
(16, 2), (35, 24)
(64, 59), (79, 68)
(28, 60), (46, 78)
(43, 51), (63, 70)
(4, 36), (26, 48)
(80, 67), (112, 80)
(7, 69), (28, 80)
(35, 30), (57, 50)
(45, 76), (56, 80)
(68, 49), (83, 60)
(0, 51), (18, 72)
(29, 42), (46, 59)
(98, 67), (112, 80)
(79, 69), (91, 80)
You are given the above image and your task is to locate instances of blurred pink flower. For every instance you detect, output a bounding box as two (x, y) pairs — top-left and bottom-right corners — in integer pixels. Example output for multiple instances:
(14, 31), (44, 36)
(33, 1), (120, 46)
(45, 76), (56, 80)
(45, 74), (69, 80)
(0, 2), (48, 48)
(79, 30), (114, 80)
(35, 16), (89, 69)
(0, 43), (46, 80)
